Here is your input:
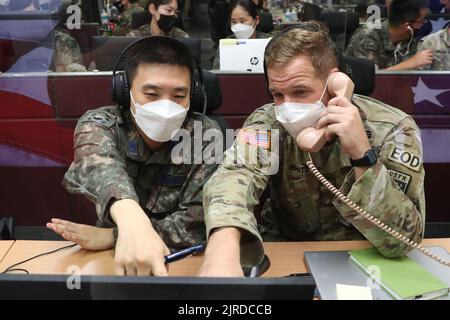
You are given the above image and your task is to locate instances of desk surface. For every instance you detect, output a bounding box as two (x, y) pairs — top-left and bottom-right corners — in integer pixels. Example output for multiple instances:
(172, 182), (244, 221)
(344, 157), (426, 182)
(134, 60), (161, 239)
(0, 241), (14, 265)
(0, 239), (449, 277)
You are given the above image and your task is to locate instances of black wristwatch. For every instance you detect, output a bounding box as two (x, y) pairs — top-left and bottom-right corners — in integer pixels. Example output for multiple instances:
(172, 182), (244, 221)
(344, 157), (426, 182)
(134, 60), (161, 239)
(350, 149), (378, 167)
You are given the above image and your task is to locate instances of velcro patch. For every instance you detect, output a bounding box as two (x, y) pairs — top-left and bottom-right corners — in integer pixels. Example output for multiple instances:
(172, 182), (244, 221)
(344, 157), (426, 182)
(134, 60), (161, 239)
(387, 146), (421, 172)
(387, 169), (412, 193)
(154, 174), (187, 187)
(238, 129), (271, 149)
(82, 113), (116, 129)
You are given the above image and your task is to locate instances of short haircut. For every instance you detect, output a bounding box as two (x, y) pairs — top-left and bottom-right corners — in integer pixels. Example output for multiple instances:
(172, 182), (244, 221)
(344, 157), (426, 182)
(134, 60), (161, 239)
(264, 21), (338, 80)
(124, 37), (195, 86)
(144, 0), (175, 11)
(388, 0), (428, 26)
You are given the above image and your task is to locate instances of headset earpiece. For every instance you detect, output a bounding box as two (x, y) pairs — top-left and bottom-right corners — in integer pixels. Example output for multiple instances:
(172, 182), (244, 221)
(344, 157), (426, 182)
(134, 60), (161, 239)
(111, 71), (130, 109)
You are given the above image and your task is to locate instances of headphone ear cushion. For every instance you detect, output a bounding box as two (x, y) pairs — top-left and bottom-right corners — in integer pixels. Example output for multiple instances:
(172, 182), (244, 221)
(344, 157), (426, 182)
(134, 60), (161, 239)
(121, 73), (130, 108)
(190, 69), (205, 113)
(112, 72), (130, 108)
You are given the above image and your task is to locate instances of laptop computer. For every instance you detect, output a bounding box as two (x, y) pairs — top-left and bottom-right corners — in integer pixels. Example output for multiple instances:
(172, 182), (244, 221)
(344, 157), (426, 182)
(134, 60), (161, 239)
(219, 38), (270, 72)
(0, 274), (316, 300)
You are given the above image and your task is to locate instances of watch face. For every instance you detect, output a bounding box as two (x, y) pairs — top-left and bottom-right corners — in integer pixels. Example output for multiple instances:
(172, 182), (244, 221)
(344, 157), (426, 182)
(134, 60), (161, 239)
(367, 150), (378, 165)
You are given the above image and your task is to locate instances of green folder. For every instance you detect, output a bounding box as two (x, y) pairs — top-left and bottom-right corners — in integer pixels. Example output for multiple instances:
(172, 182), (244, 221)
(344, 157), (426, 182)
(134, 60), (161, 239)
(349, 248), (449, 300)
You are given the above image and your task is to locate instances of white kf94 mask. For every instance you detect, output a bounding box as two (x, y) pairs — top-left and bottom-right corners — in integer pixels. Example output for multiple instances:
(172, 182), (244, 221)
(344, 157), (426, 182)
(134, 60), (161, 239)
(231, 23), (255, 39)
(275, 79), (328, 139)
(130, 94), (189, 142)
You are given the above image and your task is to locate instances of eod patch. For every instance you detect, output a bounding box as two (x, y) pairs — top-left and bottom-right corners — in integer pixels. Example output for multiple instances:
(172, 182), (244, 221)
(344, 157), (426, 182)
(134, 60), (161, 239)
(387, 146), (421, 172)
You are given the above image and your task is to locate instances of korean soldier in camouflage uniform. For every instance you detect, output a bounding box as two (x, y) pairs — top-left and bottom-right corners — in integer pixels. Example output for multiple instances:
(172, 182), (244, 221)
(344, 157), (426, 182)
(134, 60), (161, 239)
(345, 2), (388, 69)
(198, 22), (425, 276)
(113, 0), (145, 36)
(127, 0), (189, 38)
(345, 22), (386, 69)
(384, 0), (432, 70)
(47, 37), (221, 276)
(345, 0), (432, 70)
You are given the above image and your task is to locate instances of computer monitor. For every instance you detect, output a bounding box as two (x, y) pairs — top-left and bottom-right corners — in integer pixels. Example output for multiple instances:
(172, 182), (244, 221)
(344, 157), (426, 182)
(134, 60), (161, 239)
(92, 36), (202, 71)
(219, 38), (271, 72)
(0, 274), (316, 300)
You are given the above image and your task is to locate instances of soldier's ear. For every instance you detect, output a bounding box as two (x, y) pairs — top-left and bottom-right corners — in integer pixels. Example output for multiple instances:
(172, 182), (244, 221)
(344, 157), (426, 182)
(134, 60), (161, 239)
(149, 3), (157, 15)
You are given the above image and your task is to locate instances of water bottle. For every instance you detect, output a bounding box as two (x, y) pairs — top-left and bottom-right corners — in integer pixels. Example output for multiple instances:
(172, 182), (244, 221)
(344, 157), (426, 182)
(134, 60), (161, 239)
(101, 9), (109, 25)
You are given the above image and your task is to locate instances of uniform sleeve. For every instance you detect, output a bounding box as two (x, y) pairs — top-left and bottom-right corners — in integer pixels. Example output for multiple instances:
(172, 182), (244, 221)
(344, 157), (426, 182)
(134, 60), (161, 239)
(63, 112), (139, 223)
(203, 108), (278, 267)
(415, 39), (433, 71)
(334, 116), (425, 257)
(346, 30), (382, 67)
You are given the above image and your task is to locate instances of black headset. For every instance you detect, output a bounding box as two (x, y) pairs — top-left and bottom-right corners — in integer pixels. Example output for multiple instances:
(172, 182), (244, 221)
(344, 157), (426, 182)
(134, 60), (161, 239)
(111, 36), (207, 116)
(262, 22), (348, 98)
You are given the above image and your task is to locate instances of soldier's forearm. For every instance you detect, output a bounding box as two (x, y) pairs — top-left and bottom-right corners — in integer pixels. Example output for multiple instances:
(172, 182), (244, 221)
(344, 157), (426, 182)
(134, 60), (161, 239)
(204, 227), (241, 262)
(110, 199), (148, 226)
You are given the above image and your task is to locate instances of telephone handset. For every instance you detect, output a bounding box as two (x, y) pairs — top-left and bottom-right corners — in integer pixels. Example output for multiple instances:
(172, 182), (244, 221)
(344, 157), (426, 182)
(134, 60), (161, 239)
(295, 73), (450, 267)
(296, 72), (355, 153)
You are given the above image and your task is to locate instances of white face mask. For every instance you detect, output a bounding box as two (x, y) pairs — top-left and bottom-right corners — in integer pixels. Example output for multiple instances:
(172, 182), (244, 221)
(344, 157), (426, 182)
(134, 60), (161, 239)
(275, 80), (328, 139)
(231, 23), (255, 39)
(130, 94), (188, 142)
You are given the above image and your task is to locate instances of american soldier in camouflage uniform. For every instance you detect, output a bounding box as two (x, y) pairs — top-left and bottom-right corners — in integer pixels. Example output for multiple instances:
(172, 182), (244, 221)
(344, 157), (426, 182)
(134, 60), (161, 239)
(53, 30), (87, 72)
(200, 24), (426, 271)
(417, 26), (450, 70)
(345, 19), (417, 69)
(127, 22), (189, 38)
(203, 96), (425, 267)
(62, 105), (221, 251)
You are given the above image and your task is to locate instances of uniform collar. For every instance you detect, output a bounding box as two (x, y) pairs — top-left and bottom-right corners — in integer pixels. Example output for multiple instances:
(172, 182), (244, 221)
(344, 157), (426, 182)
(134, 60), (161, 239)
(123, 109), (174, 164)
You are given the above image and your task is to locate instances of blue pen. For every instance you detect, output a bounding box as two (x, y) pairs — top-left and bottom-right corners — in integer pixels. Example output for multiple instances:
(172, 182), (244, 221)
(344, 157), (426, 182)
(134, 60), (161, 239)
(164, 244), (205, 264)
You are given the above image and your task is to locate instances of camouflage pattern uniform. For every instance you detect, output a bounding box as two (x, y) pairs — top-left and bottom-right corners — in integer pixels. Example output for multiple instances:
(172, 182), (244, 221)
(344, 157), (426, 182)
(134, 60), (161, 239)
(344, 23), (385, 69)
(379, 18), (419, 67)
(389, 36), (418, 67)
(127, 23), (189, 38)
(113, 3), (145, 36)
(379, 19), (395, 60)
(53, 30), (87, 72)
(204, 95), (425, 267)
(63, 106), (221, 251)
(417, 26), (450, 70)
(211, 31), (272, 70)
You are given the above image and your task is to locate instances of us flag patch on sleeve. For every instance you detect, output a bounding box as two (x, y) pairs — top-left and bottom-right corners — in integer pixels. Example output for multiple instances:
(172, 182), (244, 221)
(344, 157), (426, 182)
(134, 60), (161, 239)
(238, 129), (271, 149)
